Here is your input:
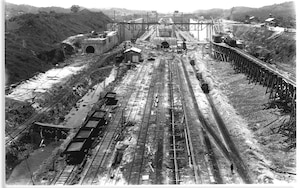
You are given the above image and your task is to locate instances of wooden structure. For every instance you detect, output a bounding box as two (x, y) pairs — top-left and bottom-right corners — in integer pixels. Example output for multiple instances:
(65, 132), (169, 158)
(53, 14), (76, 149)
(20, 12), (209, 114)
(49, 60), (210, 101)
(124, 47), (142, 63)
(32, 122), (70, 141)
(211, 42), (296, 124)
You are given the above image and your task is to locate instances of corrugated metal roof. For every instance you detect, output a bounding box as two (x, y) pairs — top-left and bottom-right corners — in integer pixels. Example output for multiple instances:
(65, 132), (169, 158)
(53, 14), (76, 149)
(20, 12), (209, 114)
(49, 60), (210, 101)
(124, 47), (142, 53)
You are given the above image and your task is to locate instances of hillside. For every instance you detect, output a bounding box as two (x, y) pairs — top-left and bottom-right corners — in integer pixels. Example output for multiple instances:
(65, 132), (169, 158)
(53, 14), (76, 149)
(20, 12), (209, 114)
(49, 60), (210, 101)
(89, 8), (149, 21)
(5, 9), (112, 85)
(232, 25), (296, 77)
(195, 1), (296, 27)
(5, 2), (70, 18)
(232, 1), (296, 27)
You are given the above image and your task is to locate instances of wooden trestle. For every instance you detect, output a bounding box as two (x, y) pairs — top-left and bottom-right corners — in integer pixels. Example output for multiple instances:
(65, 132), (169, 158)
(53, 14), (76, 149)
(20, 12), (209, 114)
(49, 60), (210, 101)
(211, 42), (296, 123)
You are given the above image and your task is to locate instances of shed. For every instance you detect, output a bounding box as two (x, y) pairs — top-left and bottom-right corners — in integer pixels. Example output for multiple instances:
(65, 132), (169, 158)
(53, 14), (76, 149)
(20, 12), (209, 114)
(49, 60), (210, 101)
(265, 17), (276, 26)
(124, 47), (142, 63)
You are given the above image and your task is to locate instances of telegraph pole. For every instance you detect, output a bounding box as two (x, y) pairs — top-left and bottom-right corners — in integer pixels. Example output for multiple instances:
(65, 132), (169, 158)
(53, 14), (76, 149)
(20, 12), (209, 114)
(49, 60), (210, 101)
(114, 10), (115, 22)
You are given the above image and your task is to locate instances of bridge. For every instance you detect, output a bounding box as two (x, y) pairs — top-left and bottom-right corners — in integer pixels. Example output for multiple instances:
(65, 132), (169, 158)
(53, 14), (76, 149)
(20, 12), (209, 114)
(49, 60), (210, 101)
(211, 42), (296, 125)
(115, 17), (296, 119)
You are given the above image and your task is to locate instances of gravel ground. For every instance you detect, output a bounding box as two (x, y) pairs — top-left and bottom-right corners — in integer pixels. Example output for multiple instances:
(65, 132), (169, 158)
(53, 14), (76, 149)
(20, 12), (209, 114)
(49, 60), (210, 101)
(193, 51), (296, 183)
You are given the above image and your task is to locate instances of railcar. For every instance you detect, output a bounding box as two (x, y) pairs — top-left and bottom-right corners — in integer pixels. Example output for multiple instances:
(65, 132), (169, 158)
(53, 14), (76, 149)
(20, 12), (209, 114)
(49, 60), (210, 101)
(63, 110), (108, 164)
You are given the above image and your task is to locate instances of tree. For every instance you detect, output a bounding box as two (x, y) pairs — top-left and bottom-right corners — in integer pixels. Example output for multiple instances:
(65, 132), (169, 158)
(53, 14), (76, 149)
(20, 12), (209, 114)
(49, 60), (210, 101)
(71, 5), (80, 13)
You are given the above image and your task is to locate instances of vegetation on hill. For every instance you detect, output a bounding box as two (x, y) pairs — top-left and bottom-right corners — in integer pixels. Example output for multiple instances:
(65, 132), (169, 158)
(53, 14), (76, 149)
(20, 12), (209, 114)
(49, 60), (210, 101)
(195, 1), (296, 28)
(232, 1), (296, 28)
(232, 25), (296, 77)
(5, 9), (112, 85)
(5, 2), (70, 18)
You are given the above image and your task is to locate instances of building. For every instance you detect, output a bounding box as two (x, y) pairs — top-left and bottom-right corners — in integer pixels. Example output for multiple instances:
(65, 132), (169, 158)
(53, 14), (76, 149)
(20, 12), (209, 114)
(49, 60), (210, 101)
(124, 47), (142, 63)
(265, 17), (276, 26)
(118, 18), (145, 42)
(158, 25), (174, 37)
(81, 31), (118, 55)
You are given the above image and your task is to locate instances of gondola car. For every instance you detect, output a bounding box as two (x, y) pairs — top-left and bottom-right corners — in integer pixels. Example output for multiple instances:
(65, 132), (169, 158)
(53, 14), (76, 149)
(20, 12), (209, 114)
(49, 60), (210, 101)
(64, 110), (108, 164)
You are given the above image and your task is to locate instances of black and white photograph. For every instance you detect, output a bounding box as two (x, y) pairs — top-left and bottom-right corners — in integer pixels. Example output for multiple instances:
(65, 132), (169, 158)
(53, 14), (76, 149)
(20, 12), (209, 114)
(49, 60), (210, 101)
(2, 0), (297, 186)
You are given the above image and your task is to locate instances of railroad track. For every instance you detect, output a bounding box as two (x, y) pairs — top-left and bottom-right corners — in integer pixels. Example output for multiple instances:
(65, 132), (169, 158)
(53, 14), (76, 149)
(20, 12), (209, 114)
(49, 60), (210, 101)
(99, 60), (154, 185)
(52, 165), (77, 185)
(152, 59), (168, 184)
(179, 55), (253, 183)
(169, 56), (220, 184)
(79, 60), (152, 185)
(5, 52), (118, 146)
(233, 47), (296, 85)
(126, 60), (160, 185)
(168, 59), (187, 184)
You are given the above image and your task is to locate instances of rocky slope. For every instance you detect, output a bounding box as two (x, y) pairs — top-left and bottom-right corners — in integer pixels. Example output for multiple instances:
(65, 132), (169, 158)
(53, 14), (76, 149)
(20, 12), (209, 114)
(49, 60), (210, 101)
(232, 25), (296, 77)
(5, 9), (112, 85)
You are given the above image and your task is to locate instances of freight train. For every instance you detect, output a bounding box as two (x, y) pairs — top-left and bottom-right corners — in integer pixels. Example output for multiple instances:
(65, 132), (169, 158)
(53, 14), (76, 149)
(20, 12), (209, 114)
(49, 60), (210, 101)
(213, 34), (243, 49)
(63, 92), (118, 165)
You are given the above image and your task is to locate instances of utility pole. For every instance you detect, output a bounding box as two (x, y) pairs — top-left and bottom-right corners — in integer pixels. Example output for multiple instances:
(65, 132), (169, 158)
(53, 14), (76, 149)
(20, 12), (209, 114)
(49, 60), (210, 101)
(147, 12), (149, 31)
(198, 20), (200, 41)
(114, 10), (115, 22)
(182, 12), (183, 30)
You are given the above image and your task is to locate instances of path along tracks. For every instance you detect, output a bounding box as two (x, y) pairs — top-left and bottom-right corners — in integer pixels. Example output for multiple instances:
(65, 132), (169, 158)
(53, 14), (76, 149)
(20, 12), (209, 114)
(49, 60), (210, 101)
(51, 51), (254, 185)
(169, 56), (223, 184)
(5, 51), (120, 146)
(79, 60), (152, 185)
(179, 54), (253, 183)
(52, 60), (151, 185)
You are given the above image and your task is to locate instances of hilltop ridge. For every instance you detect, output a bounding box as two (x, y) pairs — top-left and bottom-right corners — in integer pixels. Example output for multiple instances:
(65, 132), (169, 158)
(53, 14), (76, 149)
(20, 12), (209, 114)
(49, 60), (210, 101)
(5, 9), (112, 85)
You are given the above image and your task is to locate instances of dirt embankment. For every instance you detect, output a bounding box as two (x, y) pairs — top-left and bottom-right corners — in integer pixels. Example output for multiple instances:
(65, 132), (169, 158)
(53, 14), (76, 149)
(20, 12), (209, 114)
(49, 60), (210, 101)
(5, 50), (126, 181)
(5, 10), (112, 85)
(232, 25), (295, 77)
(204, 54), (295, 183)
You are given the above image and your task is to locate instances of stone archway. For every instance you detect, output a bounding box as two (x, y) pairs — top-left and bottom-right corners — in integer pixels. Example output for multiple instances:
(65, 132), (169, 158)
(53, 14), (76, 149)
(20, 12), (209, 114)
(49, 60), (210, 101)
(86, 46), (95, 53)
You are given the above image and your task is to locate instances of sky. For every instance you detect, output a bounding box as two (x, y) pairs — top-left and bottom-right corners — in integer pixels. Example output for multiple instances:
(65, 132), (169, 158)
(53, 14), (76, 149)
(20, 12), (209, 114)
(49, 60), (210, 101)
(5, 0), (295, 13)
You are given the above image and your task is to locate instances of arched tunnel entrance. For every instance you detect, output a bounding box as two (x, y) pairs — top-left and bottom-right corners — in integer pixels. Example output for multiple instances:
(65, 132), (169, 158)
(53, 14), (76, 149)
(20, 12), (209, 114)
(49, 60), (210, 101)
(86, 46), (95, 53)
(161, 41), (170, 48)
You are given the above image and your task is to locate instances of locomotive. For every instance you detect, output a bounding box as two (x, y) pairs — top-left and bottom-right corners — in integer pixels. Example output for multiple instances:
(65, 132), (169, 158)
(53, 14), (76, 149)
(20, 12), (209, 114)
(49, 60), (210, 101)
(213, 33), (242, 49)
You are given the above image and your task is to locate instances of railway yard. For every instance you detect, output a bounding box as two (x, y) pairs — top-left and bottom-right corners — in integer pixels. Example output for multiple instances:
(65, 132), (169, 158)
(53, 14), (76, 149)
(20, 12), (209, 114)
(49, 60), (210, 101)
(5, 17), (296, 185)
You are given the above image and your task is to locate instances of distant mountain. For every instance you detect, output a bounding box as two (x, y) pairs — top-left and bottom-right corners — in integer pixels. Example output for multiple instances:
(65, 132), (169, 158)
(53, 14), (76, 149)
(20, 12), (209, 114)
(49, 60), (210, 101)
(195, 1), (296, 27)
(88, 8), (149, 21)
(5, 2), (70, 18)
(5, 2), (149, 21)
(232, 1), (296, 22)
(90, 8), (148, 15)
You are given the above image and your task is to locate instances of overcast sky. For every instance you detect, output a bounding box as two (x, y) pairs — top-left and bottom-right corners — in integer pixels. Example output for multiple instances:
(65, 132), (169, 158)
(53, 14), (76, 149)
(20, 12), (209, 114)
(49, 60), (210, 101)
(5, 0), (295, 13)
